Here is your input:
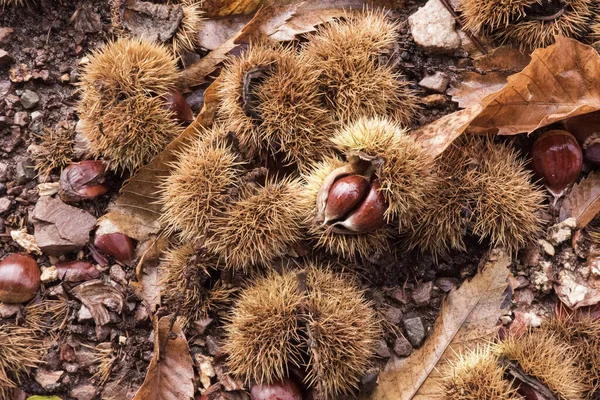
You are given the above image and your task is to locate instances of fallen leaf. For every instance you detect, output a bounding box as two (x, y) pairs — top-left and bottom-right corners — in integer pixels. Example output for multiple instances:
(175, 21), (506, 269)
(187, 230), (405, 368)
(71, 280), (125, 341)
(26, 396), (63, 400)
(555, 268), (600, 309)
(198, 15), (252, 50)
(130, 261), (161, 312)
(133, 315), (195, 400)
(448, 46), (531, 108)
(368, 248), (512, 400)
(202, 0), (263, 18)
(118, 0), (184, 44)
(469, 36), (600, 135)
(559, 171), (600, 229)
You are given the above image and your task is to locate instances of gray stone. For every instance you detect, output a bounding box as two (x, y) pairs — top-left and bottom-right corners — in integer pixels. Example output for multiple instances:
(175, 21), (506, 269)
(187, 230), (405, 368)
(408, 0), (461, 53)
(0, 80), (11, 99)
(77, 305), (93, 321)
(376, 340), (392, 358)
(435, 277), (458, 293)
(30, 111), (43, 121)
(403, 317), (426, 347)
(0, 197), (12, 214)
(412, 281), (434, 306)
(13, 111), (28, 127)
(388, 288), (408, 304)
(20, 90), (39, 109)
(393, 336), (413, 357)
(14, 159), (36, 185)
(0, 163), (8, 183)
(384, 307), (403, 325)
(0, 49), (13, 65)
(206, 335), (220, 355)
(419, 72), (450, 93)
(32, 195), (97, 256)
(0, 116), (10, 127)
(70, 384), (97, 400)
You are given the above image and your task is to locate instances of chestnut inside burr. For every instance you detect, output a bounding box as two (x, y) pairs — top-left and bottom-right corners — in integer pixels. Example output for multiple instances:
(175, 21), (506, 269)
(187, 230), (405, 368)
(524, 0), (566, 21)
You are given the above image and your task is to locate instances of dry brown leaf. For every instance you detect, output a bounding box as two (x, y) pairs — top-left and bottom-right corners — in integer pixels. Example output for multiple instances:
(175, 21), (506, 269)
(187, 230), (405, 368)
(202, 0), (263, 18)
(368, 248), (512, 400)
(133, 315), (194, 400)
(559, 171), (600, 229)
(448, 46), (531, 108)
(72, 280), (125, 341)
(198, 15), (252, 50)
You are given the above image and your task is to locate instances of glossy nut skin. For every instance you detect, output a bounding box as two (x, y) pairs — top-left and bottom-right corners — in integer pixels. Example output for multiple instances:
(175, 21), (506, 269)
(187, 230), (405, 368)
(564, 112), (600, 165)
(59, 160), (108, 203)
(165, 90), (194, 123)
(339, 180), (388, 233)
(324, 175), (370, 223)
(0, 254), (40, 304)
(531, 130), (583, 197)
(94, 233), (135, 264)
(250, 378), (302, 400)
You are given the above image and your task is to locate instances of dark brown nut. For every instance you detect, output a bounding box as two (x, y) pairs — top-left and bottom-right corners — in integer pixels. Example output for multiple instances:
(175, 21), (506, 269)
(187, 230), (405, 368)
(324, 175), (371, 223)
(165, 90), (194, 123)
(59, 160), (108, 203)
(0, 254), (40, 304)
(564, 112), (600, 165)
(531, 130), (582, 198)
(94, 233), (135, 264)
(337, 180), (388, 233)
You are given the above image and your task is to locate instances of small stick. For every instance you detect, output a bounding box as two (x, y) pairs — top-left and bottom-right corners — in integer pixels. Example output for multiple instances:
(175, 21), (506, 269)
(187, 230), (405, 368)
(439, 0), (488, 55)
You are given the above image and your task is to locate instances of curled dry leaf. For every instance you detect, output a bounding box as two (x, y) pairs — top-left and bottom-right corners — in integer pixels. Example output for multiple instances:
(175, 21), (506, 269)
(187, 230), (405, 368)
(133, 315), (195, 400)
(367, 248), (512, 400)
(202, 0), (263, 18)
(118, 0), (184, 44)
(448, 46), (531, 109)
(72, 279), (125, 340)
(559, 171), (600, 229)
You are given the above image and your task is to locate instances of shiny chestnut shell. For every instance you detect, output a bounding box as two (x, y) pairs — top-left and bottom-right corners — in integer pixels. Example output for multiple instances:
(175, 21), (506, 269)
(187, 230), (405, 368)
(0, 254), (41, 303)
(94, 233), (135, 264)
(325, 175), (370, 223)
(564, 112), (600, 165)
(531, 130), (583, 197)
(59, 160), (108, 203)
(341, 180), (388, 233)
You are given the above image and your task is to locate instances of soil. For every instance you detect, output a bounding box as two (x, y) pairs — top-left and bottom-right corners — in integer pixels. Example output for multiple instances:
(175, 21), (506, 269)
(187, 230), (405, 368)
(0, 1), (546, 399)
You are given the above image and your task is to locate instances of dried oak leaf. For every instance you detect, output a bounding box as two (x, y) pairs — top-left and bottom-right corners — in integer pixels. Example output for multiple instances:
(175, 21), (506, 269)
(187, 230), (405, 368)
(367, 248), (512, 400)
(202, 0), (263, 18)
(72, 279), (125, 340)
(133, 315), (195, 400)
(448, 46), (531, 109)
(559, 171), (600, 229)
(119, 0), (184, 44)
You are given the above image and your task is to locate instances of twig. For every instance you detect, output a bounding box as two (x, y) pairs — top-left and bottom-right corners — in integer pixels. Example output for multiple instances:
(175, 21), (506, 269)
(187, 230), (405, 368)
(439, 0), (488, 55)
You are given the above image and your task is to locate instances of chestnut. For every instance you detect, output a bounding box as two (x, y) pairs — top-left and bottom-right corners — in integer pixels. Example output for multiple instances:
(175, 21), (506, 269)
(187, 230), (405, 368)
(0, 254), (41, 303)
(94, 233), (135, 264)
(324, 175), (370, 224)
(339, 180), (388, 233)
(531, 130), (582, 198)
(59, 160), (108, 203)
(250, 378), (302, 400)
(564, 112), (600, 165)
(165, 90), (194, 124)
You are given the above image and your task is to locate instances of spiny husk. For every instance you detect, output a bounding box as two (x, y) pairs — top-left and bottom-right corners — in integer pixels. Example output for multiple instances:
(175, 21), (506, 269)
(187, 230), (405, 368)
(158, 126), (243, 243)
(466, 137), (545, 253)
(403, 142), (472, 260)
(23, 298), (69, 333)
(331, 116), (437, 229)
(545, 315), (600, 397)
(159, 243), (235, 327)
(223, 266), (380, 399)
(223, 271), (305, 385)
(460, 0), (597, 50)
(0, 324), (47, 399)
(217, 42), (293, 160)
(302, 10), (419, 125)
(205, 177), (309, 271)
(303, 267), (381, 399)
(495, 329), (587, 400)
(439, 345), (519, 400)
(33, 121), (75, 178)
(171, 0), (204, 55)
(301, 156), (392, 261)
(77, 37), (181, 172)
(256, 51), (336, 171)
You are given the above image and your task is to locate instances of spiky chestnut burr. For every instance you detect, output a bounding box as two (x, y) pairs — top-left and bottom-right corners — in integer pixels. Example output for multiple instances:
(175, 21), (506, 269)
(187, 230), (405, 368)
(494, 329), (587, 400)
(77, 37), (182, 172)
(171, 0), (204, 55)
(159, 125), (242, 243)
(439, 345), (519, 400)
(223, 267), (380, 399)
(330, 116), (437, 229)
(466, 137), (546, 253)
(302, 10), (419, 125)
(0, 324), (47, 399)
(205, 177), (309, 271)
(459, 0), (598, 50)
(32, 121), (75, 178)
(159, 243), (234, 327)
(302, 156), (392, 261)
(217, 42), (291, 160)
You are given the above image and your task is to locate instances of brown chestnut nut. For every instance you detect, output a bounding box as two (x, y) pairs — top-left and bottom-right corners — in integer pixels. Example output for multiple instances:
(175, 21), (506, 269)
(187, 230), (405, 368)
(531, 130), (583, 198)
(337, 180), (388, 233)
(564, 112), (600, 165)
(59, 160), (108, 203)
(250, 378), (302, 400)
(0, 254), (40, 304)
(324, 175), (370, 224)
(165, 90), (194, 123)
(94, 233), (134, 264)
